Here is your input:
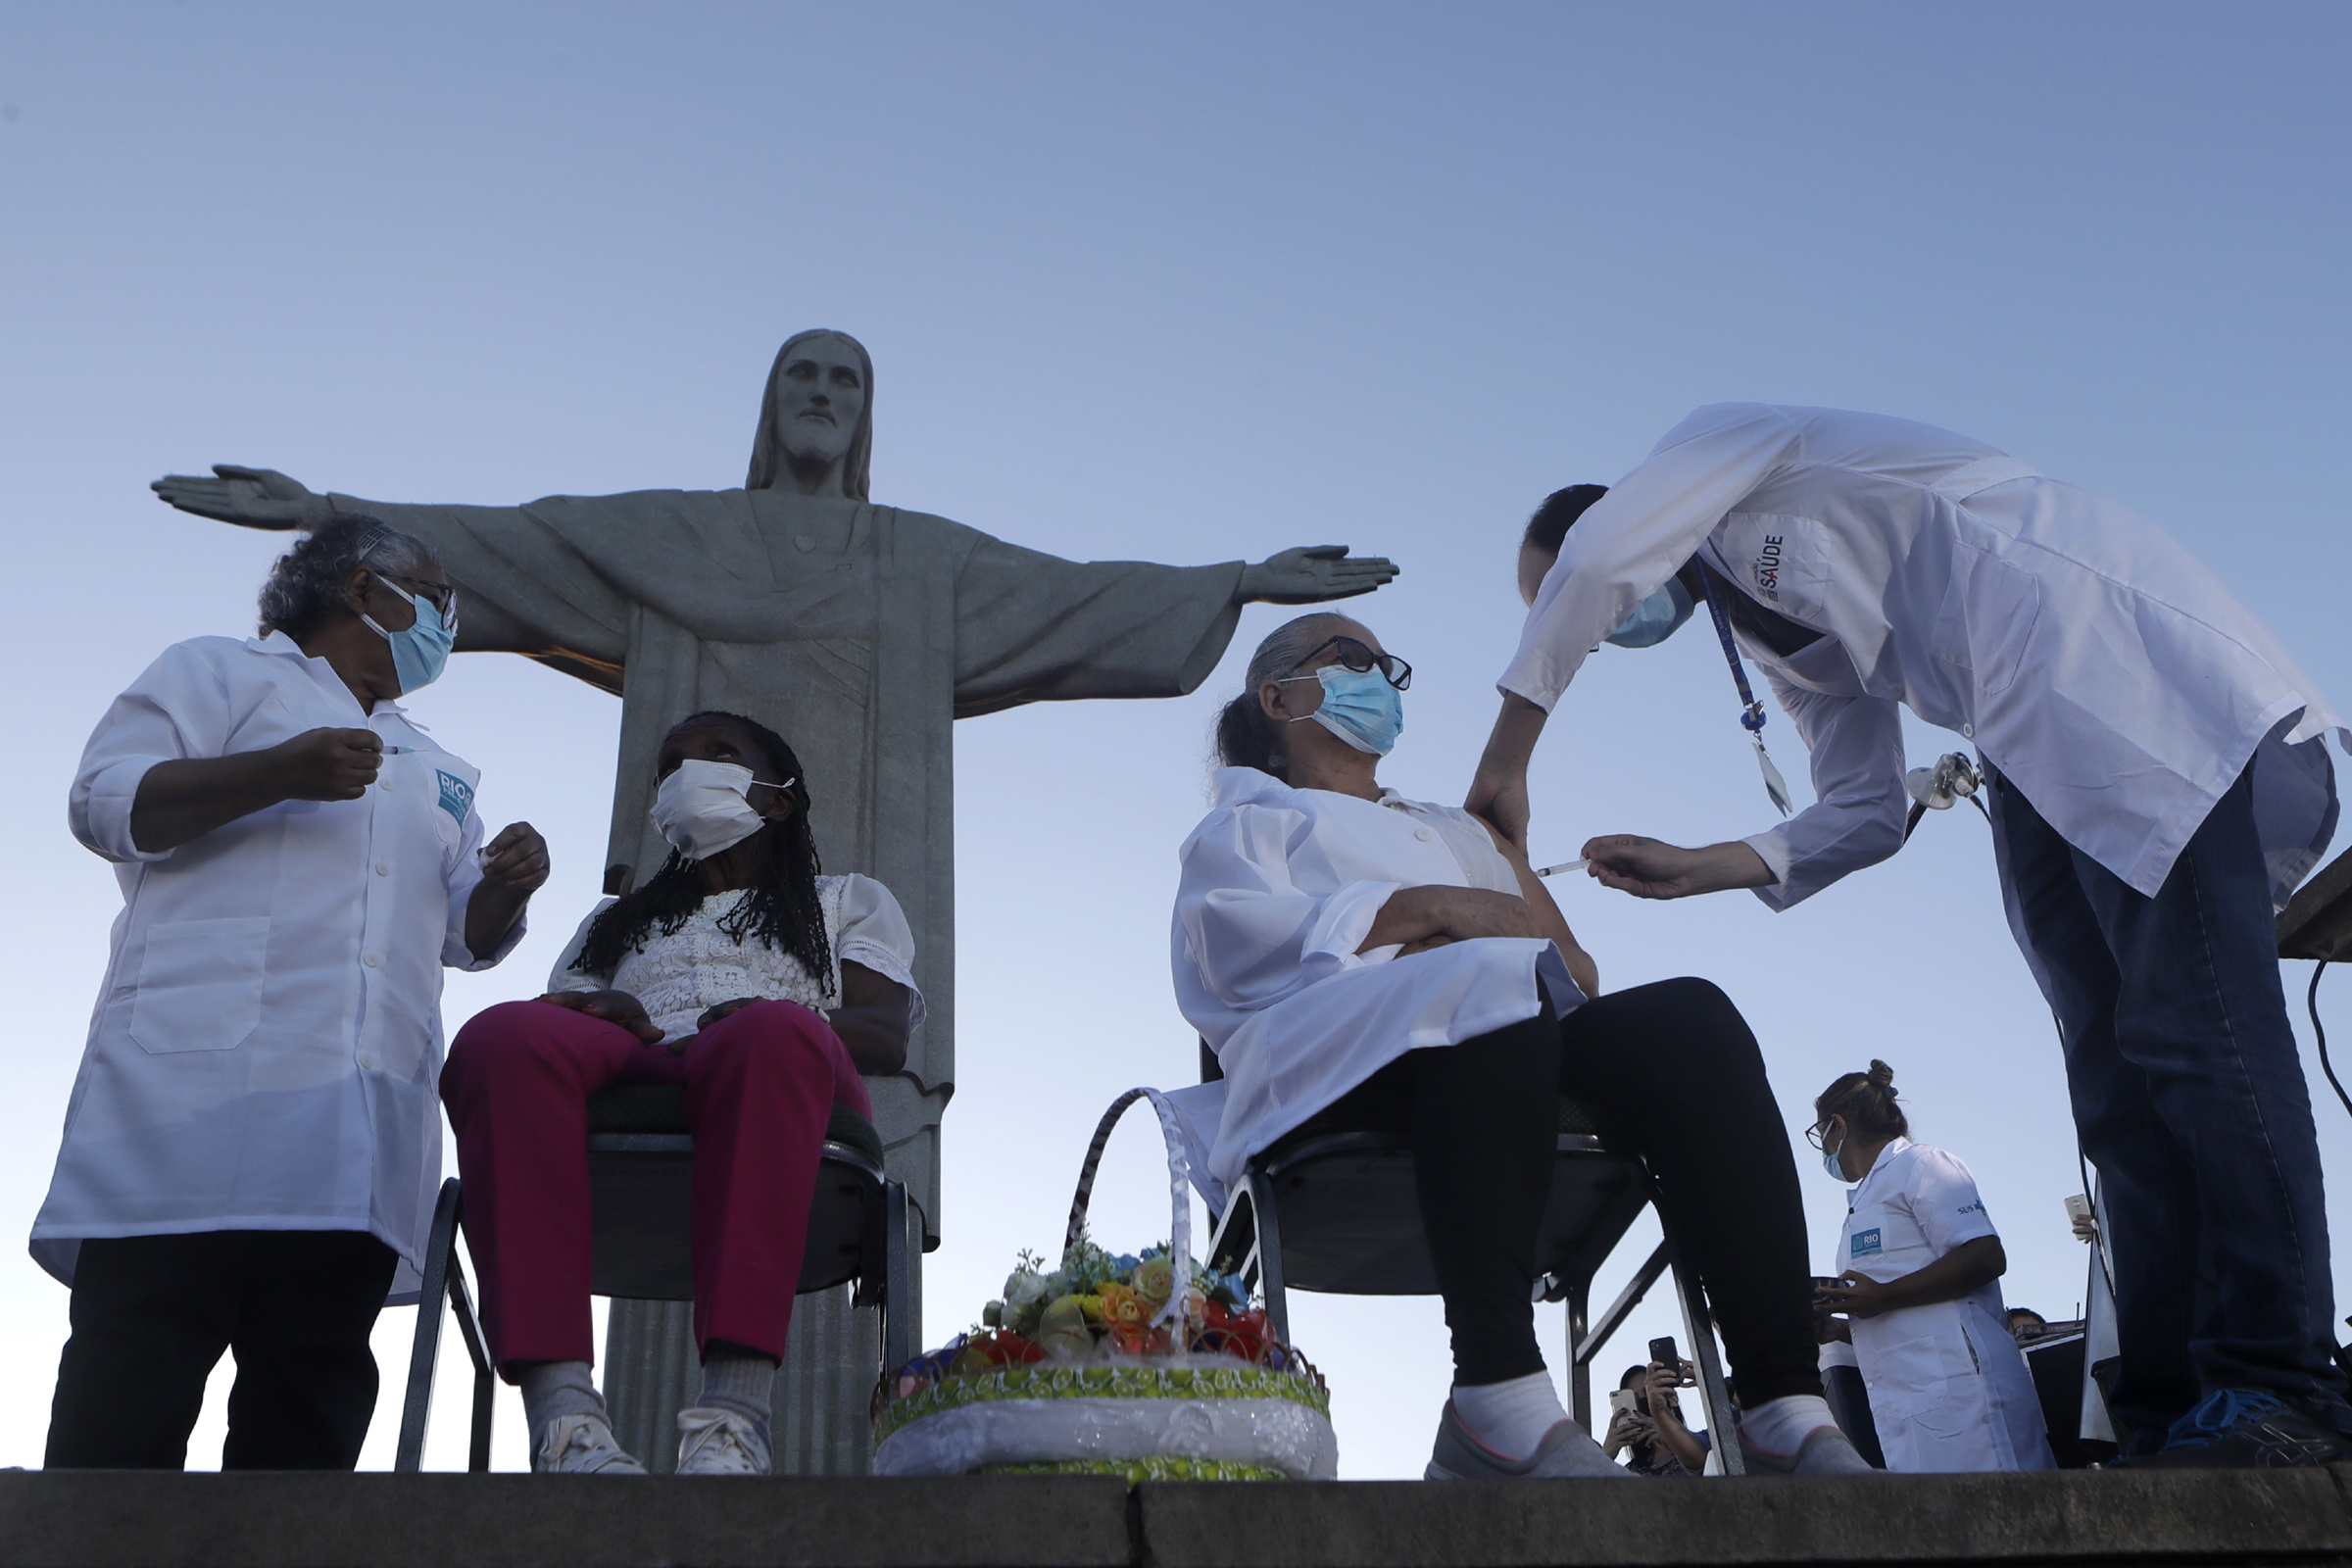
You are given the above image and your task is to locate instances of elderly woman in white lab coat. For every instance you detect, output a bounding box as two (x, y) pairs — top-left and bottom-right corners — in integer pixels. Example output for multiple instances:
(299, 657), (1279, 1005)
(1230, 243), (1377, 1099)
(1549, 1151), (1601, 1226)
(1811, 1061), (2053, 1473)
(1175, 612), (1872, 1481)
(1470, 405), (2352, 1467)
(34, 515), (547, 1471)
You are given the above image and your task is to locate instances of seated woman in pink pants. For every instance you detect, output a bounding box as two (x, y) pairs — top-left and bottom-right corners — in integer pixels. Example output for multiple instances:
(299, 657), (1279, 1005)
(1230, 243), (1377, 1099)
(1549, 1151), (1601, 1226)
(441, 710), (919, 1477)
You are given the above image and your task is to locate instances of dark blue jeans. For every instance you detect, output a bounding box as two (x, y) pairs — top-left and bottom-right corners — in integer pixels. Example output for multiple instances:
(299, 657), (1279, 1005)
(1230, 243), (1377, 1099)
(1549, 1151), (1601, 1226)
(1988, 759), (2351, 1437)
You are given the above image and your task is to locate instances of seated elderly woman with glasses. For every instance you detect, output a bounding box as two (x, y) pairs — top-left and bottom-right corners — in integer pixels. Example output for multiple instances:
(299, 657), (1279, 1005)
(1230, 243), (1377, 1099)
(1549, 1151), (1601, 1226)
(1174, 613), (1871, 1480)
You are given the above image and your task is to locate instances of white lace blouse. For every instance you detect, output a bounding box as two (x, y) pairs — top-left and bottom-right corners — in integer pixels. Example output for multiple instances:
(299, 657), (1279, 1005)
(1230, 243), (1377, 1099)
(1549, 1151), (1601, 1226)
(547, 872), (924, 1045)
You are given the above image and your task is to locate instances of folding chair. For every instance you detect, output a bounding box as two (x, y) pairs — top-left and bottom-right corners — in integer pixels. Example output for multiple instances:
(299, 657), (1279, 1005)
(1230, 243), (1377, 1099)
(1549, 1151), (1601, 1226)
(396, 1084), (912, 1472)
(1196, 1044), (1744, 1472)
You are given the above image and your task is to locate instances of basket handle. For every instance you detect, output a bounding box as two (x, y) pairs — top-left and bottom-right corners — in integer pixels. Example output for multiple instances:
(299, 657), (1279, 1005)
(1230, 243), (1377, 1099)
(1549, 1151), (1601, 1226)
(1062, 1088), (1195, 1330)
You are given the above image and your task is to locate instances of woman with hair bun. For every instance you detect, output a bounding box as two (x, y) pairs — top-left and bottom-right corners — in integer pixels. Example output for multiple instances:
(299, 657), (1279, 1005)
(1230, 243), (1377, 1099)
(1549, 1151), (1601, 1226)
(1812, 1061), (2054, 1472)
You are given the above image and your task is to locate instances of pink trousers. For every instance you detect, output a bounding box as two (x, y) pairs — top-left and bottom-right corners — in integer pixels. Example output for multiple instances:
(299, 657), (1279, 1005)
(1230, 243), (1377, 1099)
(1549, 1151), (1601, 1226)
(439, 999), (871, 1372)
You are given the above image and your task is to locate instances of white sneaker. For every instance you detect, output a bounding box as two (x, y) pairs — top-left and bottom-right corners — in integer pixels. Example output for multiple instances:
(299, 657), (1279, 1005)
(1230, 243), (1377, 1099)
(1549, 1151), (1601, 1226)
(533, 1412), (648, 1475)
(676, 1406), (772, 1476)
(1425, 1400), (1629, 1480)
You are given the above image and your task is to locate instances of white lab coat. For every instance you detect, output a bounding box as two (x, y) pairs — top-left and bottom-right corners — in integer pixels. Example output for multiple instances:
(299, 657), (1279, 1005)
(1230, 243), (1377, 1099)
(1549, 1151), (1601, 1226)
(1172, 767), (1582, 1197)
(1837, 1138), (2053, 1473)
(31, 634), (521, 1291)
(1501, 403), (2343, 909)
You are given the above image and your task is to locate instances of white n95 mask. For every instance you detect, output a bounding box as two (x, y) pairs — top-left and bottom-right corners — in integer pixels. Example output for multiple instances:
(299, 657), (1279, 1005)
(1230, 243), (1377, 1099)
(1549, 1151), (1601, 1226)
(648, 760), (794, 861)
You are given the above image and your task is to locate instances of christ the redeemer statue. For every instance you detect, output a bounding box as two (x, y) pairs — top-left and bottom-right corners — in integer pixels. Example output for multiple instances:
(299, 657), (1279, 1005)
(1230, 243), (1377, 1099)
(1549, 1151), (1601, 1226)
(154, 328), (1396, 1257)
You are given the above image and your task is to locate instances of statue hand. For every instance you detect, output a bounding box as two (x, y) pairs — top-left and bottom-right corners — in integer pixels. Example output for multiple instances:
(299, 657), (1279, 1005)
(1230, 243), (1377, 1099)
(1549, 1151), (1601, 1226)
(151, 465), (333, 530)
(1241, 545), (1399, 606)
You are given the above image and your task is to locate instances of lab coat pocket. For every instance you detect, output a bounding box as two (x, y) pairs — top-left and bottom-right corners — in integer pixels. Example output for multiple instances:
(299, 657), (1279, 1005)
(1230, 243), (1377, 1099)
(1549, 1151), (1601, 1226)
(128, 916), (270, 1054)
(1930, 544), (2041, 698)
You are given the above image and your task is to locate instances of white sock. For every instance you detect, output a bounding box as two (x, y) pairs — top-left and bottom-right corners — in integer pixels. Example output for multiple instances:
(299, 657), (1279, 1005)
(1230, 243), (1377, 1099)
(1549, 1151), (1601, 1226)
(1451, 1371), (1569, 1461)
(697, 1346), (778, 1430)
(516, 1360), (606, 1452)
(1740, 1394), (1840, 1457)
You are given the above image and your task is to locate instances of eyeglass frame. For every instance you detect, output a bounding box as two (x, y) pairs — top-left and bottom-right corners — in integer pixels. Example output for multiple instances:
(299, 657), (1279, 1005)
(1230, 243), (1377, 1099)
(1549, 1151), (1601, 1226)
(1804, 1114), (1844, 1151)
(371, 571), (462, 633)
(1284, 634), (1411, 692)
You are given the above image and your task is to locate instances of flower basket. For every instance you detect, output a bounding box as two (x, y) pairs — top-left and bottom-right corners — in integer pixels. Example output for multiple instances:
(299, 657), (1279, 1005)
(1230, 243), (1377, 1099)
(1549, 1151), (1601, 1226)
(871, 1089), (1337, 1480)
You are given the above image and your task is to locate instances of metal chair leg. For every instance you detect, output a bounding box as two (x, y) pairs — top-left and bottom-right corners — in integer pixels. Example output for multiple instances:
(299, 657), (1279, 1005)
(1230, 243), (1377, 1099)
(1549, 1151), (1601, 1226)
(396, 1178), (464, 1473)
(1567, 1280), (1592, 1433)
(1247, 1169), (1289, 1346)
(881, 1180), (912, 1374)
(1661, 1234), (1742, 1476)
(446, 1254), (495, 1473)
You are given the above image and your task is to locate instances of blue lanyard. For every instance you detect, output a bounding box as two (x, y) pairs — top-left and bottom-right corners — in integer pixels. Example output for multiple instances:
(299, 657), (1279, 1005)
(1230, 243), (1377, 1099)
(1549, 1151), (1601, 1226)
(1691, 563), (1792, 816)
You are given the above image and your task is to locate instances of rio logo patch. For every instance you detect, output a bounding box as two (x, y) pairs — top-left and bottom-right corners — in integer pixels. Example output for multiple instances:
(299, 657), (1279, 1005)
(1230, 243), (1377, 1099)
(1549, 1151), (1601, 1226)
(435, 770), (474, 826)
(1850, 1227), (1884, 1258)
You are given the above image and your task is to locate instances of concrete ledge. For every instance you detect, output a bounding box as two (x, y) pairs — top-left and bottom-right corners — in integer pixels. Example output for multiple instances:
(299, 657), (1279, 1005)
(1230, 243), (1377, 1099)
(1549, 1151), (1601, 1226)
(3, 1466), (2349, 1568)
(0, 1473), (1134, 1568)
(1138, 1468), (2352, 1567)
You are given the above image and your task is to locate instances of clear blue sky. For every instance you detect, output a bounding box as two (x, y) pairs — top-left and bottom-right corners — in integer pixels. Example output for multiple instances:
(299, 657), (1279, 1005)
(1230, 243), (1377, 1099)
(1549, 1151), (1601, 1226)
(3, 2), (2347, 1477)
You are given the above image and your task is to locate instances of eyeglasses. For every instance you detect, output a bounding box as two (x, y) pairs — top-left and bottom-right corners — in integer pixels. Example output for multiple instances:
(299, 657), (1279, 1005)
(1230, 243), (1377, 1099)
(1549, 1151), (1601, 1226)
(1288, 634), (1411, 691)
(1805, 1119), (1840, 1151)
(374, 572), (461, 631)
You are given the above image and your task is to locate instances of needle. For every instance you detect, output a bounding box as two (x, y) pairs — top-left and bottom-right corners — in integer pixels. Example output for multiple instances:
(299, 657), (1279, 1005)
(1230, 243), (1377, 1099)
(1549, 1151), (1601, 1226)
(1535, 858), (1588, 878)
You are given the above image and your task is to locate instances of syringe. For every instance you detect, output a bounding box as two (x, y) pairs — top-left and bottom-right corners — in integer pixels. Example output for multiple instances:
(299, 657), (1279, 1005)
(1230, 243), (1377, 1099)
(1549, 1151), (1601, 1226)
(1534, 858), (1588, 878)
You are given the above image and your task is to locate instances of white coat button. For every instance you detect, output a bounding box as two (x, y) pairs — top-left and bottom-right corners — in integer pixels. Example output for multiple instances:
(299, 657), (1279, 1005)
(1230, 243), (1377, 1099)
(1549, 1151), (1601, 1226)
(1961, 723), (1974, 738)
(358, 1054), (377, 1071)
(1415, 827), (1434, 842)
(364, 954), (380, 969)
(379, 778), (392, 791)
(375, 862), (389, 876)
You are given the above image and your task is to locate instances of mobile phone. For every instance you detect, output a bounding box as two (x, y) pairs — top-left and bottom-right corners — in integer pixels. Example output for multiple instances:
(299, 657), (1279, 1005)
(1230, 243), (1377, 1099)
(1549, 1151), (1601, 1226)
(1648, 1335), (1679, 1368)
(2064, 1195), (2093, 1225)
(1608, 1388), (1642, 1419)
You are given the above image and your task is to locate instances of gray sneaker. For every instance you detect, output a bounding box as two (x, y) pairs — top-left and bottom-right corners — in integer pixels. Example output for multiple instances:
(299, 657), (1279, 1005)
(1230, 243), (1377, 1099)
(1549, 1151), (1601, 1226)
(1738, 1423), (1877, 1475)
(1425, 1400), (1630, 1480)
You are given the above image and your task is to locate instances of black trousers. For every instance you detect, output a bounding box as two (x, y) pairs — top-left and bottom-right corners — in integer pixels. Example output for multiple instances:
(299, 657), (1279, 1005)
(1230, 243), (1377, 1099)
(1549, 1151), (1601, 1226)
(46, 1230), (399, 1470)
(1328, 977), (1823, 1404)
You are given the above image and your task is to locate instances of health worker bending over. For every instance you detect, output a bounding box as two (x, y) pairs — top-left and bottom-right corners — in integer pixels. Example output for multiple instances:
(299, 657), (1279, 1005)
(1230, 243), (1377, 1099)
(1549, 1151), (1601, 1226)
(1175, 612), (1872, 1481)
(1469, 407), (2352, 1467)
(441, 710), (919, 1477)
(35, 517), (545, 1471)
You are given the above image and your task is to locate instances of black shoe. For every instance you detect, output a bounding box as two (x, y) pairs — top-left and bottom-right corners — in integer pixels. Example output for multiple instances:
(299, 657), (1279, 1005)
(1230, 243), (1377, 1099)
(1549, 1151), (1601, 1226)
(2129, 1389), (2352, 1469)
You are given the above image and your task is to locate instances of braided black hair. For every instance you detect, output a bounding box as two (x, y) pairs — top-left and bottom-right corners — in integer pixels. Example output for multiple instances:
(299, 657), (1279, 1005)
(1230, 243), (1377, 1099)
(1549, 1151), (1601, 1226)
(575, 711), (835, 996)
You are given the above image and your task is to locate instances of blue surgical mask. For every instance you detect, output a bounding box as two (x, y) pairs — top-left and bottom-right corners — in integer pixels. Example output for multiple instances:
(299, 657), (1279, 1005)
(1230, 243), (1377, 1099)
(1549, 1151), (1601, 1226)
(1821, 1145), (1846, 1179)
(1603, 578), (1696, 649)
(361, 574), (456, 695)
(1286, 665), (1403, 755)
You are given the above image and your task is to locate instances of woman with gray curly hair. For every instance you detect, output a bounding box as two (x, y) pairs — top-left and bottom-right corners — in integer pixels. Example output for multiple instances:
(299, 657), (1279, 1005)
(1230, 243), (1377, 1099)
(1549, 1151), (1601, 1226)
(34, 514), (550, 1472)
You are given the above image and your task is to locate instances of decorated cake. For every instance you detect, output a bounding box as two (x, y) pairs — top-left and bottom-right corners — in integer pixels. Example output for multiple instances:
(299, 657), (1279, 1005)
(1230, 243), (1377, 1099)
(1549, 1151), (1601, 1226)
(870, 1090), (1337, 1481)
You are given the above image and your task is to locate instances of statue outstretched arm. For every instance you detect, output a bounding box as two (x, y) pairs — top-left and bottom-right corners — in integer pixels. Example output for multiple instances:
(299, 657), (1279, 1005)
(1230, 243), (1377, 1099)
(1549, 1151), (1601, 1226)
(151, 465), (334, 530)
(152, 465), (628, 680)
(1235, 544), (1398, 606)
(950, 527), (1398, 716)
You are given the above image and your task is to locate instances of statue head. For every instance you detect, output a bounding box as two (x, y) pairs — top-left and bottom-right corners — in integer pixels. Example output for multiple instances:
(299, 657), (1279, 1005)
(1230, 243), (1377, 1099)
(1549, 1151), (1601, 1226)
(747, 329), (874, 500)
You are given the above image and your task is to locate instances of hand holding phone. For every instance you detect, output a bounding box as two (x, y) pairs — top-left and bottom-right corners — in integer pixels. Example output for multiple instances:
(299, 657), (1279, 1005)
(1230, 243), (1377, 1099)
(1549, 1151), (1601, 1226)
(1648, 1335), (1679, 1369)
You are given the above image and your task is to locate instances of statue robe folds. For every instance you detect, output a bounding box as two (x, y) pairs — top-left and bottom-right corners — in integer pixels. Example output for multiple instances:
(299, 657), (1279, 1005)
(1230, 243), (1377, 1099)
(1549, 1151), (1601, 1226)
(337, 486), (1249, 1242)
